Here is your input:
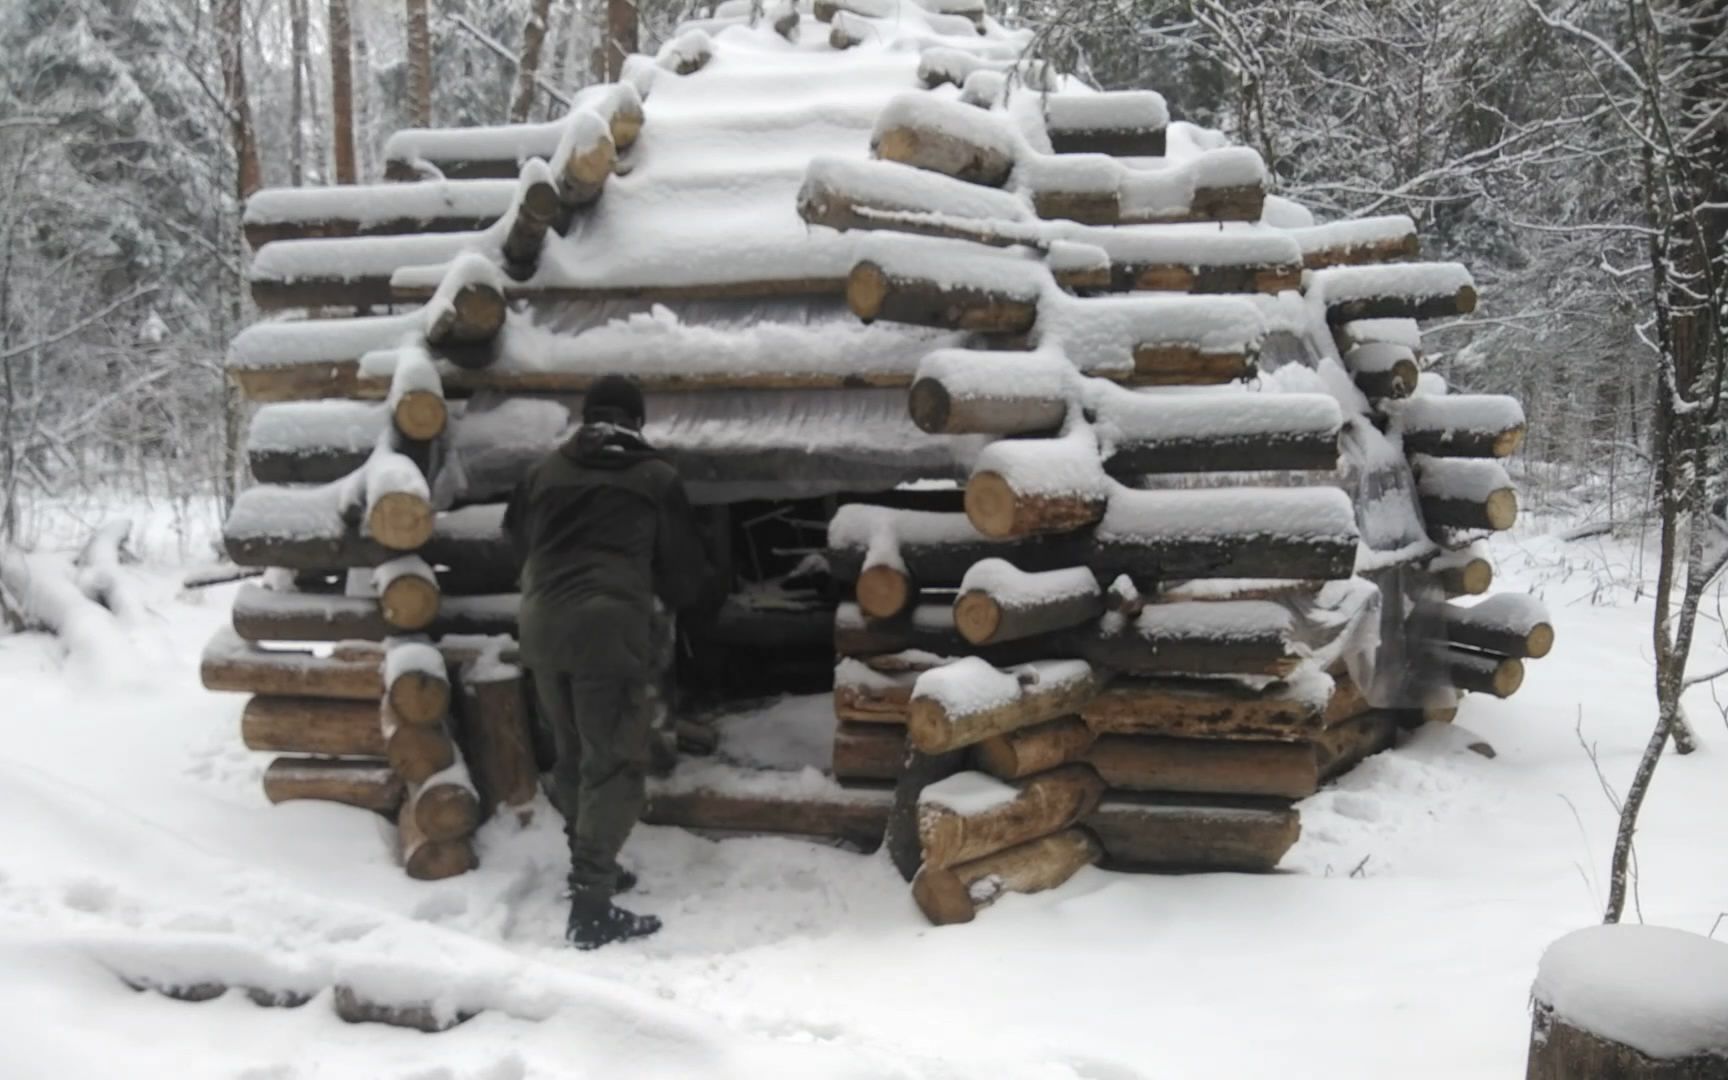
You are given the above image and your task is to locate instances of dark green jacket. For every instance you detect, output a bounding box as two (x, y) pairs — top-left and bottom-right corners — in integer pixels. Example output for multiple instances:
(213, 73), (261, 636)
(504, 423), (708, 676)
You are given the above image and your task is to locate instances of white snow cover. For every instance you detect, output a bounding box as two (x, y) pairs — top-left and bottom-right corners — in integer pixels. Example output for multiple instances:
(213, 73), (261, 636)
(972, 424), (1107, 497)
(246, 400), (385, 457)
(1285, 216), (1417, 259)
(1534, 925), (1728, 1059)
(854, 232), (1048, 296)
(1344, 341), (1416, 374)
(1307, 262), (1474, 304)
(657, 28), (715, 72)
(833, 657), (920, 692)
(1016, 147), (1267, 219)
(372, 554), (436, 594)
(424, 251), (506, 322)
(828, 505), (988, 551)
(355, 450), (430, 516)
(1096, 486), (1360, 543)
(1045, 240), (1110, 277)
(1044, 91), (1169, 133)
(229, 312), (422, 371)
(1452, 593), (1549, 635)
(1035, 293), (1268, 375)
(912, 656), (1093, 717)
(1392, 393), (1526, 435)
(1413, 456), (1513, 501)
(801, 155), (1033, 224)
(385, 343), (442, 406)
(872, 91), (1023, 160)
(243, 179), (518, 229)
(1133, 599), (1295, 642)
(1415, 371), (1449, 397)
(1338, 317), (1423, 351)
(919, 770), (1019, 815)
(226, 483), (349, 544)
(1076, 224), (1302, 270)
(959, 69), (1008, 108)
(960, 559), (1099, 608)
(1260, 194), (1316, 229)
(1087, 385), (1342, 448)
(915, 345), (1076, 402)
(383, 639), (446, 686)
(250, 230), (480, 286)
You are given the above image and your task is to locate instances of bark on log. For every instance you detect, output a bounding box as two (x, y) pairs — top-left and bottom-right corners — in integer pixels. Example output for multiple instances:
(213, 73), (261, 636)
(1085, 796), (1299, 872)
(1526, 1001), (1728, 1080)
(501, 166), (560, 279)
(262, 756), (403, 813)
(1078, 616), (1301, 678)
(1031, 184), (1264, 227)
(918, 764), (1106, 870)
(909, 665), (1102, 754)
(972, 717), (1097, 780)
(1442, 596), (1554, 659)
(1435, 646), (1524, 698)
(1419, 476), (1519, 532)
(1080, 676), (1345, 741)
(454, 661), (539, 818)
(381, 703), (456, 783)
(872, 115), (1015, 188)
(911, 827), (1100, 926)
(203, 632), (384, 700)
(908, 376), (1068, 437)
(963, 471), (1107, 540)
(886, 746), (965, 880)
(231, 585), (516, 642)
(333, 985), (473, 1032)
(954, 582), (1104, 646)
(1128, 345), (1255, 386)
(847, 260), (1038, 333)
(832, 722), (907, 782)
(833, 672), (916, 724)
(1323, 284), (1478, 325)
(642, 786), (891, 849)
(387, 370), (446, 446)
(374, 556), (440, 631)
(242, 696), (386, 757)
(1105, 429), (1339, 475)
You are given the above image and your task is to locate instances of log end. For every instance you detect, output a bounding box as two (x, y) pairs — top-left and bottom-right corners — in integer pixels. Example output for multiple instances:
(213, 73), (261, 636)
(905, 697), (954, 755)
(910, 865), (977, 925)
(953, 589), (1003, 646)
(379, 575), (440, 632)
(367, 493), (435, 552)
(403, 836), (478, 881)
(857, 564), (914, 621)
(392, 389), (448, 442)
(1455, 283), (1478, 316)
(416, 783), (482, 841)
(907, 377), (953, 434)
(1491, 657), (1525, 697)
(1439, 556), (1493, 597)
(1493, 425), (1528, 458)
(1484, 488), (1519, 531)
(388, 718), (458, 785)
(389, 669), (451, 726)
(450, 283), (508, 344)
(847, 261), (889, 323)
(963, 470), (1020, 539)
(1526, 622), (1556, 661)
(564, 132), (618, 195)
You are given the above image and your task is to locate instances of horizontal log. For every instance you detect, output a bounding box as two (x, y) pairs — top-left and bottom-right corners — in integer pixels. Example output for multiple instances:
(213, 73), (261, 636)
(1440, 594), (1553, 659)
(872, 93), (1018, 187)
(1395, 394), (1527, 458)
(242, 179), (516, 248)
(918, 764), (1105, 869)
(964, 470), (1107, 540)
(1043, 91), (1167, 157)
(1432, 549), (1493, 596)
(424, 257), (508, 348)
(642, 785), (891, 848)
(225, 492), (511, 575)
(382, 704), (457, 784)
(382, 87), (642, 182)
(1029, 178), (1265, 227)
(828, 507), (1081, 584)
(911, 827), (1100, 926)
(971, 717), (1096, 780)
(231, 585), (517, 643)
(1088, 487), (1360, 582)
(1435, 645), (1524, 697)
(847, 260), (1039, 334)
(856, 560), (916, 622)
(908, 659), (1103, 754)
(1085, 795), (1300, 872)
(1079, 600), (1305, 678)
(203, 630), (385, 700)
(1087, 712), (1395, 799)
(1080, 672), (1354, 741)
(1310, 263), (1477, 324)
(908, 375), (1068, 437)
(242, 696), (386, 758)
(831, 723), (907, 782)
(954, 561), (1102, 645)
(400, 778), (479, 881)
(552, 111), (615, 212)
(262, 757), (403, 814)
(1415, 457), (1518, 531)
(833, 603), (1063, 665)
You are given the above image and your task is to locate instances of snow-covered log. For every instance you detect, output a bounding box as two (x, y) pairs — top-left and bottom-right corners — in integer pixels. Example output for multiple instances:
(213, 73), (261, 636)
(971, 717), (1096, 780)
(911, 827), (1099, 926)
(551, 110), (616, 214)
(1431, 547), (1493, 597)
(915, 49), (1053, 91)
(1414, 456), (1518, 532)
(424, 254), (507, 347)
(240, 696), (387, 758)
(1042, 91), (1168, 157)
(827, 506), (1079, 588)
(500, 159), (560, 279)
(917, 764), (1105, 870)
(833, 659), (920, 723)
(847, 247), (1044, 333)
(241, 179), (516, 248)
(454, 659), (539, 819)
(907, 352), (1071, 435)
(964, 428), (1110, 539)
(797, 155), (1035, 239)
(1087, 712), (1396, 799)
(386, 641), (452, 726)
(832, 722), (907, 782)
(261, 757), (404, 814)
(382, 84), (642, 180)
(1081, 671), (1364, 740)
(908, 658), (1102, 753)
(230, 585), (516, 642)
(1308, 262), (1478, 324)
(871, 93), (1019, 187)
(0, 547), (130, 668)
(1088, 487), (1360, 582)
(954, 560), (1103, 645)
(1084, 797), (1299, 872)
(1344, 342), (1419, 401)
(1288, 216), (1419, 270)
(400, 768), (480, 880)
(1393, 394), (1527, 458)
(641, 785), (891, 848)
(1095, 389), (1342, 474)
(373, 556), (440, 631)
(381, 702), (457, 783)
(225, 481), (474, 573)
(1080, 600), (1302, 678)
(202, 631), (386, 700)
(1527, 925), (1728, 1080)
(1441, 594), (1553, 660)
(385, 345), (447, 442)
(1021, 148), (1267, 226)
(354, 450), (436, 550)
(657, 28), (713, 74)
(1434, 644), (1524, 698)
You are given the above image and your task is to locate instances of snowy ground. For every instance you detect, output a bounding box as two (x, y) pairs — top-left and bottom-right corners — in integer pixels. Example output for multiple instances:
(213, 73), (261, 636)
(3, 500), (1726, 1079)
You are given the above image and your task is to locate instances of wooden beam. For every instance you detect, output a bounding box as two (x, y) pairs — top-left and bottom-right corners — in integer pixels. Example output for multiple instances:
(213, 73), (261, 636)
(261, 757), (403, 813)
(911, 828), (1099, 925)
(918, 764), (1105, 869)
(1085, 796), (1299, 872)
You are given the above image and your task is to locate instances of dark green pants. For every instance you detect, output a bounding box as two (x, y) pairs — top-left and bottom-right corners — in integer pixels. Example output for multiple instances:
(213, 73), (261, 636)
(532, 671), (651, 896)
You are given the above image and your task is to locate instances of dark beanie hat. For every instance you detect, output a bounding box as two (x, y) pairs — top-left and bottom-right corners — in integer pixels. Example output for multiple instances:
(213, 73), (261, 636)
(583, 374), (645, 427)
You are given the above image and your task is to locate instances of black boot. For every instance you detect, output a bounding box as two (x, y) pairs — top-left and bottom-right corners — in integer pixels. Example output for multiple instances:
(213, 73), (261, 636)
(613, 868), (638, 895)
(566, 892), (661, 950)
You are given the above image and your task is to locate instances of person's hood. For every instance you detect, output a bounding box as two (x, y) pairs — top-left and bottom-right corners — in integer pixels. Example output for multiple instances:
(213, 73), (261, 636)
(559, 421), (663, 470)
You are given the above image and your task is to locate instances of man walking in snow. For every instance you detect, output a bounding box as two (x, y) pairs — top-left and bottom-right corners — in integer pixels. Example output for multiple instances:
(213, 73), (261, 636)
(505, 374), (709, 949)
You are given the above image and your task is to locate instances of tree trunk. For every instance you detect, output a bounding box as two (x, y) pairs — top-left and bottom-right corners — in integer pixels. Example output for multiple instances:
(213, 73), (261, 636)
(218, 0), (263, 200)
(289, 0), (309, 185)
(511, 0), (555, 123)
(405, 0), (433, 128)
(605, 0), (638, 82)
(329, 0), (358, 184)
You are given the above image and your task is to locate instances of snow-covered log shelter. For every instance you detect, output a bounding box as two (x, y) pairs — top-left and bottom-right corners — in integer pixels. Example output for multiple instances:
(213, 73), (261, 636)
(201, 0), (1555, 924)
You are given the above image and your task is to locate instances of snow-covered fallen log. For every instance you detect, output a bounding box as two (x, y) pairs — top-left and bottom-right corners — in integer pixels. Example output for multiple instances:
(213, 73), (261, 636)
(241, 178), (517, 248)
(1440, 593), (1553, 659)
(1042, 91), (1168, 157)
(917, 764), (1105, 870)
(909, 658), (1101, 753)
(953, 560), (1103, 645)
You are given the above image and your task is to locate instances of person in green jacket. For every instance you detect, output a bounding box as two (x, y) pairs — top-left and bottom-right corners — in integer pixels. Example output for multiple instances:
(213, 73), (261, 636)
(504, 374), (708, 949)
